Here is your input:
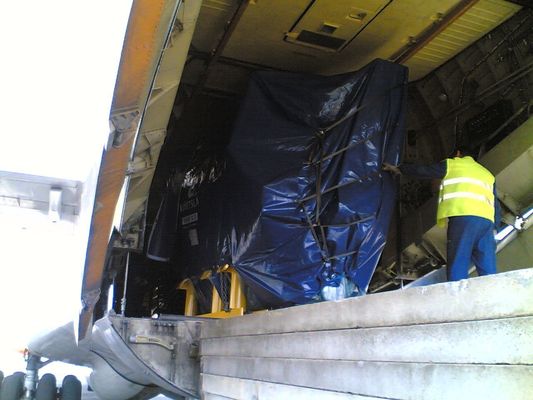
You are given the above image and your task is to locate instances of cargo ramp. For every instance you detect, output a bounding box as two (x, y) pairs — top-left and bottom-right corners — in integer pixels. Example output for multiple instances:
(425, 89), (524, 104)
(45, 268), (532, 399)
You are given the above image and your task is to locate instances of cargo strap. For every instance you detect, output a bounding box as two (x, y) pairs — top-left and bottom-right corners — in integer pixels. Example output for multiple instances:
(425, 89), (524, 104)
(299, 77), (406, 265)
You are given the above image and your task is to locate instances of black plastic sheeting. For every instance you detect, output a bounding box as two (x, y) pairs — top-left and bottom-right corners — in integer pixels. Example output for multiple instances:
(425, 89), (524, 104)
(148, 59), (408, 308)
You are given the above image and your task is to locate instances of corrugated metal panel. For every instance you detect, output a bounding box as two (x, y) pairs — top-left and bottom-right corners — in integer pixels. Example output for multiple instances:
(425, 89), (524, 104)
(406, 0), (521, 79)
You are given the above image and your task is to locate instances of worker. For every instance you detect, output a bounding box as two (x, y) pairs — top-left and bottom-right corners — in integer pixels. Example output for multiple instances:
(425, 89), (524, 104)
(383, 147), (500, 281)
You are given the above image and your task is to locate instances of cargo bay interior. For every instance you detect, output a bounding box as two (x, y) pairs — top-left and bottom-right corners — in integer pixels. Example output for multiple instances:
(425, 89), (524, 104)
(98, 0), (533, 319)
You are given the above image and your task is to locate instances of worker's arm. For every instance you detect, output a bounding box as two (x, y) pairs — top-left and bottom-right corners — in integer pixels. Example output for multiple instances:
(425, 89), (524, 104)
(397, 163), (501, 227)
(384, 161), (502, 229)
(383, 161), (446, 179)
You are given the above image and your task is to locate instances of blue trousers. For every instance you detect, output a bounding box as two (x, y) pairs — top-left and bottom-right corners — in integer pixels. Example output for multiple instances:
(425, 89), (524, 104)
(446, 216), (497, 281)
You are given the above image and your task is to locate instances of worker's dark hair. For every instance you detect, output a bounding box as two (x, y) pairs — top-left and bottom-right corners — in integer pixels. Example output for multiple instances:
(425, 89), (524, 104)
(453, 145), (476, 159)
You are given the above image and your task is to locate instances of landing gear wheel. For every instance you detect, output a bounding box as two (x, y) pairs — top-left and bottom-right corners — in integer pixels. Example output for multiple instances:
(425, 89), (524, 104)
(0, 372), (25, 400)
(35, 373), (57, 400)
(60, 375), (81, 400)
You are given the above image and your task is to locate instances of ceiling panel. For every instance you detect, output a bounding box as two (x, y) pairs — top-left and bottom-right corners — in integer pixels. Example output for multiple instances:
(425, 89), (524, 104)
(207, 0), (521, 82)
(405, 0), (521, 79)
(221, 0), (325, 72)
(285, 0), (391, 52)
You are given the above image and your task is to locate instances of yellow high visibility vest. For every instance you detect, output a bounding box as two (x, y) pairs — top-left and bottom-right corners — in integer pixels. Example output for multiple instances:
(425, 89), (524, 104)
(436, 156), (495, 227)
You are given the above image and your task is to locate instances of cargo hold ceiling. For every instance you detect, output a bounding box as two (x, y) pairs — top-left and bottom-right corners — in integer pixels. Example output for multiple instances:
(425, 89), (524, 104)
(183, 0), (522, 92)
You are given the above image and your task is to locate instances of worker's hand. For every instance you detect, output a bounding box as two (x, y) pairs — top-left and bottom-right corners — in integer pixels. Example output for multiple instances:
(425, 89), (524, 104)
(382, 162), (401, 175)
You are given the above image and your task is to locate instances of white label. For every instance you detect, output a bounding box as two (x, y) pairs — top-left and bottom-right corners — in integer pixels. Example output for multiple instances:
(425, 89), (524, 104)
(182, 212), (198, 226)
(188, 229), (199, 246)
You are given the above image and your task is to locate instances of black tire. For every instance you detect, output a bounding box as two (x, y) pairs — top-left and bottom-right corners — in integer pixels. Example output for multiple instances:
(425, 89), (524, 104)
(0, 372), (25, 400)
(35, 373), (57, 400)
(59, 375), (81, 400)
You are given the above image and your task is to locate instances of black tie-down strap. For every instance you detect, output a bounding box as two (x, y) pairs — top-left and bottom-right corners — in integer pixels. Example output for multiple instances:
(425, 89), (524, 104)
(298, 159), (379, 264)
(296, 80), (405, 267)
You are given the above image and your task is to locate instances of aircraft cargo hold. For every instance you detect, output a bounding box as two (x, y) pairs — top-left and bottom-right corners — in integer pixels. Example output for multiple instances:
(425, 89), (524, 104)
(2, 1), (531, 399)
(147, 59), (408, 308)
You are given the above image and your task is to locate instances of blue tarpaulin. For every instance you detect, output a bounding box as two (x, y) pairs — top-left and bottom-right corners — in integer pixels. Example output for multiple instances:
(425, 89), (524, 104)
(148, 59), (408, 308)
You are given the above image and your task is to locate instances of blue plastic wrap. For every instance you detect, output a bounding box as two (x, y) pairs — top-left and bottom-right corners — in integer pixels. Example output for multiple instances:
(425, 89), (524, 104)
(153, 59), (408, 308)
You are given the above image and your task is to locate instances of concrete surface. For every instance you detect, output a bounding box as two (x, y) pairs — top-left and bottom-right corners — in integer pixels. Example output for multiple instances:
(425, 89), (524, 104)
(199, 269), (533, 399)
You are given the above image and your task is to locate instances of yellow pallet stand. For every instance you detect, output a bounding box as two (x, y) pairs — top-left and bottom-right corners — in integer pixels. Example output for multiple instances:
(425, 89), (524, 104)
(178, 265), (246, 318)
